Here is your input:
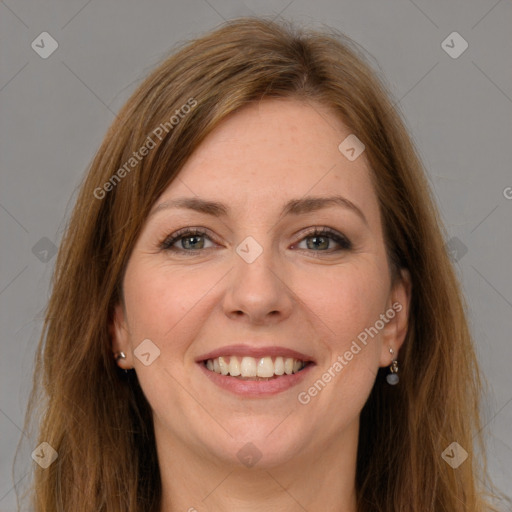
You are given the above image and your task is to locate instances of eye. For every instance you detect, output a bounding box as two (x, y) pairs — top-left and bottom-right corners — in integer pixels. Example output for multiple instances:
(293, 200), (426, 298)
(160, 228), (216, 254)
(160, 226), (352, 256)
(294, 227), (352, 253)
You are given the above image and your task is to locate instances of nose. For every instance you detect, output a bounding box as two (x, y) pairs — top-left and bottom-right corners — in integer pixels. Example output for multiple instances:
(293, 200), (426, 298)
(222, 242), (294, 326)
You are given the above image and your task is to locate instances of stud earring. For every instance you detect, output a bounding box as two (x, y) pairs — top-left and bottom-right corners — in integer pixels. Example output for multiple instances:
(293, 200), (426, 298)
(386, 347), (399, 385)
(114, 351), (130, 375)
(114, 351), (126, 362)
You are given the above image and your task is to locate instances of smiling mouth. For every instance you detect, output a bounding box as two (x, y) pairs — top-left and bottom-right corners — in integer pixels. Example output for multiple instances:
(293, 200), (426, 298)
(203, 355), (310, 380)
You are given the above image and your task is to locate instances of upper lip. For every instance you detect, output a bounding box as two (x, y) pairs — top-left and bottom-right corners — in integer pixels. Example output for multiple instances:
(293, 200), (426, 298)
(196, 344), (315, 363)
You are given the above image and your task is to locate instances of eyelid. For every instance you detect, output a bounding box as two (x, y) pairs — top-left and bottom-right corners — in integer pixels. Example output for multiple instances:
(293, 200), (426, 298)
(159, 227), (217, 251)
(293, 226), (352, 251)
(160, 225), (352, 254)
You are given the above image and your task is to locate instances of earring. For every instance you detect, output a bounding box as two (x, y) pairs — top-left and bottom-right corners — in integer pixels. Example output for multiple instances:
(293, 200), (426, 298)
(386, 347), (399, 385)
(114, 351), (130, 375)
(114, 351), (126, 362)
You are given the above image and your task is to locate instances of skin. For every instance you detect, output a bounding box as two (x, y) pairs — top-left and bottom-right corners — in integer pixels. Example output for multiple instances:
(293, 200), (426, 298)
(111, 98), (411, 512)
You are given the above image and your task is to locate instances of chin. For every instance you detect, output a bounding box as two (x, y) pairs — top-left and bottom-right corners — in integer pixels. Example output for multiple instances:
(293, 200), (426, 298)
(201, 422), (306, 470)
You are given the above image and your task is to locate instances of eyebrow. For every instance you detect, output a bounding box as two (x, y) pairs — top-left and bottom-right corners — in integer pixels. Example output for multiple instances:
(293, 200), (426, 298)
(149, 194), (368, 225)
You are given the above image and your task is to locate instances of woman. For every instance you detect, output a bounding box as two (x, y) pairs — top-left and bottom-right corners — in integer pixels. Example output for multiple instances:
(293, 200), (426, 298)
(19, 16), (503, 511)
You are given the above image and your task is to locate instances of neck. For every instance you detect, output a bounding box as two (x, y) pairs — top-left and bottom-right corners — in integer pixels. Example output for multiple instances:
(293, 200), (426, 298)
(156, 420), (360, 512)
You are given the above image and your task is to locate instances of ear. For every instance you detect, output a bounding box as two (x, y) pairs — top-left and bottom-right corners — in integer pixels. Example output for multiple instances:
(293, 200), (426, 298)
(109, 302), (133, 370)
(379, 268), (412, 367)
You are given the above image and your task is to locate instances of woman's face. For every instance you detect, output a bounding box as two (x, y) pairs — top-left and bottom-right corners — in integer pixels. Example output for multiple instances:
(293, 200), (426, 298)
(112, 98), (410, 469)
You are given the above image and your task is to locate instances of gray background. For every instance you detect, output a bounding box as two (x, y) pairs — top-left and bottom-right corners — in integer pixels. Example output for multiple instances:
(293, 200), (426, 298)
(1, 0), (511, 510)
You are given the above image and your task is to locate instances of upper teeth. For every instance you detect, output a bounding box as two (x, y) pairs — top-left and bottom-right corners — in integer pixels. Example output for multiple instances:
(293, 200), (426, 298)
(205, 356), (306, 378)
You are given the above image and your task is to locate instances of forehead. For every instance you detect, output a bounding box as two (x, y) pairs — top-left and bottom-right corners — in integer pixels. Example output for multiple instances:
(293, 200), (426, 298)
(159, 98), (380, 223)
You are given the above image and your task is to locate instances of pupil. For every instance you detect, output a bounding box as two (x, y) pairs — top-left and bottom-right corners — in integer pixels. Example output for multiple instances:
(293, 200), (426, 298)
(184, 235), (203, 249)
(308, 236), (328, 250)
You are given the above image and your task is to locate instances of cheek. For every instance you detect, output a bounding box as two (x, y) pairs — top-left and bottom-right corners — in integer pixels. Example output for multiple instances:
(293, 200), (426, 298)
(304, 264), (389, 412)
(298, 262), (389, 348)
(296, 270), (386, 425)
(122, 262), (220, 348)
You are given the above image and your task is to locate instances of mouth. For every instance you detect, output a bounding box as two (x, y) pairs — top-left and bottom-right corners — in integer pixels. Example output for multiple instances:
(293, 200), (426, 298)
(203, 355), (311, 380)
(196, 345), (315, 397)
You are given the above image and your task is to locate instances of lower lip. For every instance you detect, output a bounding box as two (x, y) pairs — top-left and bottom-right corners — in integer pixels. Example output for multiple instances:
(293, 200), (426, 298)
(198, 362), (314, 397)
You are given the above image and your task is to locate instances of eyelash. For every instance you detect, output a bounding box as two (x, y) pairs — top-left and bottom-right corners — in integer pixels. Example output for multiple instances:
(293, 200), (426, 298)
(159, 227), (352, 255)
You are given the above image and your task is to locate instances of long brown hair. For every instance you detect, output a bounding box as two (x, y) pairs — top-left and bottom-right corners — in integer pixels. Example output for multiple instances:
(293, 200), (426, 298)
(17, 16), (503, 511)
